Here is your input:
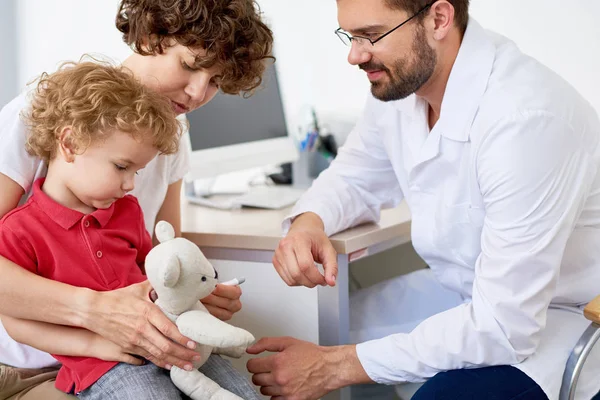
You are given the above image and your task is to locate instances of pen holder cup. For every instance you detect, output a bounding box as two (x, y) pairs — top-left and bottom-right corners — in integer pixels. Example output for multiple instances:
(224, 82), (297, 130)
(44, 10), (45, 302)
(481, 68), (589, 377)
(308, 150), (332, 178)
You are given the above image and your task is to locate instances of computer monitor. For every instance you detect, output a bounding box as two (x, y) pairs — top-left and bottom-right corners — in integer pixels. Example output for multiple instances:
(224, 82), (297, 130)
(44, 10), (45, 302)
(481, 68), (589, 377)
(184, 62), (298, 181)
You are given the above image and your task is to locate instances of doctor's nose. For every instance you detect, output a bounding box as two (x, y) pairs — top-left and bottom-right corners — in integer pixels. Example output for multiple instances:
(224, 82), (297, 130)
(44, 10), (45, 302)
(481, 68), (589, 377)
(347, 41), (371, 66)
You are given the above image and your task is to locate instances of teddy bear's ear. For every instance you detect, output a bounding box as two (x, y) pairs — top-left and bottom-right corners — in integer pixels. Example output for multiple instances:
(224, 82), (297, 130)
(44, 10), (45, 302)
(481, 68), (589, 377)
(160, 255), (181, 288)
(155, 221), (176, 244)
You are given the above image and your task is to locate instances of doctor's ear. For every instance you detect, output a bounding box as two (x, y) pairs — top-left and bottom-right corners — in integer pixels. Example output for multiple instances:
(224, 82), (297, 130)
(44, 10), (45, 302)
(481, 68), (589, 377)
(429, 1), (455, 41)
(57, 127), (79, 163)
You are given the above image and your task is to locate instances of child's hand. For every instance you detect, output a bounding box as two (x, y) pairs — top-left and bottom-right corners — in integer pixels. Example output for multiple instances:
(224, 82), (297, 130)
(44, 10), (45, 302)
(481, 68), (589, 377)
(89, 334), (144, 365)
(201, 284), (243, 321)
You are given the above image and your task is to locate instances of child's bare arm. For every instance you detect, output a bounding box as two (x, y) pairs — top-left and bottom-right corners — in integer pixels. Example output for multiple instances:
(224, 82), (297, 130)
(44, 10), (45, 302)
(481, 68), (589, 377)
(2, 315), (143, 365)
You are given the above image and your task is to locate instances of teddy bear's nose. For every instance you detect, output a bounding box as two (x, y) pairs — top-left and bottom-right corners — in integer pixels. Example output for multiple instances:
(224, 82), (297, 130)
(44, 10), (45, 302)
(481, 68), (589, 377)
(214, 269), (219, 280)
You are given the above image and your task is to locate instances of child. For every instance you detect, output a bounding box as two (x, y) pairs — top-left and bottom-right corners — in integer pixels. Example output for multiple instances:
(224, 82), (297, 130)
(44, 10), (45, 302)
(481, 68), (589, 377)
(0, 61), (194, 399)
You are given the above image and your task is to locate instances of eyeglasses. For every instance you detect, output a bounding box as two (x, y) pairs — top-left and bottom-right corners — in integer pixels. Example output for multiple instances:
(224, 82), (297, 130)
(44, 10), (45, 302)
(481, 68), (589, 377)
(335, 1), (436, 47)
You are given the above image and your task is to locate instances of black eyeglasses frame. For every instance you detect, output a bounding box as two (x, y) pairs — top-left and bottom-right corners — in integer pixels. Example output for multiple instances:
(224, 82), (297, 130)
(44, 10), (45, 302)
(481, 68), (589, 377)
(335, 1), (436, 46)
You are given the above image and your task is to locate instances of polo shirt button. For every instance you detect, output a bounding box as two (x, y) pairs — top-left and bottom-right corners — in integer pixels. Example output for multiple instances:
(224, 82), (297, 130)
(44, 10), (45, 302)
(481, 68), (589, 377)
(96, 251), (103, 258)
(84, 221), (90, 228)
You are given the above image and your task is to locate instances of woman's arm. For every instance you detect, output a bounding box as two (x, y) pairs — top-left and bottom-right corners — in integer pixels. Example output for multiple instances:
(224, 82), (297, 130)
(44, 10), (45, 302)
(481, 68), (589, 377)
(0, 255), (199, 368)
(0, 262), (198, 370)
(0, 173), (24, 219)
(2, 315), (142, 365)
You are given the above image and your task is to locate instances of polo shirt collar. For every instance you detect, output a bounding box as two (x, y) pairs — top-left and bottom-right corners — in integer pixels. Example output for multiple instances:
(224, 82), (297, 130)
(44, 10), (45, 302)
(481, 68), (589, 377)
(92, 206), (115, 228)
(32, 179), (116, 230)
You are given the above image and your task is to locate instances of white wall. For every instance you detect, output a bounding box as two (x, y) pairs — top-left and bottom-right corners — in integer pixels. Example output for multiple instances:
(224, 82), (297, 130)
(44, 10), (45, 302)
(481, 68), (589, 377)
(14, 0), (600, 135)
(15, 0), (129, 89)
(469, 0), (600, 116)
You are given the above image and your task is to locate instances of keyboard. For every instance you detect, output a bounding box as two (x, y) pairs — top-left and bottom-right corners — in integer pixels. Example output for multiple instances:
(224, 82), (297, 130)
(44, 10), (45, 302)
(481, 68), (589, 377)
(186, 186), (304, 210)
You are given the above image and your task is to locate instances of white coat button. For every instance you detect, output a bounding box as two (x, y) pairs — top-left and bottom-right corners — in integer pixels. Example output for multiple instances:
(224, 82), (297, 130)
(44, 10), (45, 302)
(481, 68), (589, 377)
(96, 251), (103, 258)
(84, 221), (90, 228)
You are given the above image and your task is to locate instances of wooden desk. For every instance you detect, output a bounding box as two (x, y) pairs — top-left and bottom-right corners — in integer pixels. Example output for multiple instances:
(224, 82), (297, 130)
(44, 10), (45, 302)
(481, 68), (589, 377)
(181, 201), (412, 400)
(182, 200), (411, 254)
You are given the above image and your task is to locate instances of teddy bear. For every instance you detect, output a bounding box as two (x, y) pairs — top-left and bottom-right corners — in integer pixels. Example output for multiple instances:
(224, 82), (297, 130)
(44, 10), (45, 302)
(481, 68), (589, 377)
(145, 220), (256, 400)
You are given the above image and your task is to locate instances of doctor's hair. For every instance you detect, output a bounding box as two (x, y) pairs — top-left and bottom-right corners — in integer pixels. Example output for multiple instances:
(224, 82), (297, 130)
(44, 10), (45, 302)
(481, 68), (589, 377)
(22, 59), (182, 163)
(116, 0), (274, 97)
(385, 0), (470, 34)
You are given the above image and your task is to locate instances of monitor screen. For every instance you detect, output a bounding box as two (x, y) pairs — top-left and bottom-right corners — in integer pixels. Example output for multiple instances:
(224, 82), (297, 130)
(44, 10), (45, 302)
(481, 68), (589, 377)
(186, 63), (288, 151)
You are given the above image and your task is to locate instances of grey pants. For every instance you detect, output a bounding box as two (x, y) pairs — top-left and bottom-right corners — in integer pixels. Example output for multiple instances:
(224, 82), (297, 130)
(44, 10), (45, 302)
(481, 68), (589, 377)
(77, 355), (261, 400)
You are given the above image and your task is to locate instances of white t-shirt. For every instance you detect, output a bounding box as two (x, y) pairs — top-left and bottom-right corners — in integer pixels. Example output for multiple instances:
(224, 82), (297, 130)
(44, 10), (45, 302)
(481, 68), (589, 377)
(0, 91), (191, 368)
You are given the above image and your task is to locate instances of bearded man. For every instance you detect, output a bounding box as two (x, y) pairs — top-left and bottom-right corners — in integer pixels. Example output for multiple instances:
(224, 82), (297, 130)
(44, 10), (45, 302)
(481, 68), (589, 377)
(246, 1), (600, 399)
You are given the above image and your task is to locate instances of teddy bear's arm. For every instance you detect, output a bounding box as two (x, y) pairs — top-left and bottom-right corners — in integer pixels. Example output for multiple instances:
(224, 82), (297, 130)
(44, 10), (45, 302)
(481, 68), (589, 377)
(176, 310), (255, 349)
(212, 346), (247, 358)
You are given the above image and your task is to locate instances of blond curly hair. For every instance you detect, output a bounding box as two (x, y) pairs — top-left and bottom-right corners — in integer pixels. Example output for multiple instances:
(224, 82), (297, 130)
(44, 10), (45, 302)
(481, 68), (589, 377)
(115, 0), (274, 96)
(23, 60), (182, 163)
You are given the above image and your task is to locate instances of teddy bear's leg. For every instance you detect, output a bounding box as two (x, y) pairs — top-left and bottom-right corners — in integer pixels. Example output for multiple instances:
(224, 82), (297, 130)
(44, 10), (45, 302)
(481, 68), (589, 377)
(213, 345), (246, 358)
(171, 366), (242, 400)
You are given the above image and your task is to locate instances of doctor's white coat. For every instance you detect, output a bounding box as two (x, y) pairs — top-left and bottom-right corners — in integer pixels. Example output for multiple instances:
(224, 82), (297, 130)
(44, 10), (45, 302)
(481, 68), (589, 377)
(286, 19), (600, 400)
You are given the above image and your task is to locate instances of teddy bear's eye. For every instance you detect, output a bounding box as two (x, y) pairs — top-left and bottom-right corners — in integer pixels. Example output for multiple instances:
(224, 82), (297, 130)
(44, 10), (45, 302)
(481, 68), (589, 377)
(201, 276), (207, 282)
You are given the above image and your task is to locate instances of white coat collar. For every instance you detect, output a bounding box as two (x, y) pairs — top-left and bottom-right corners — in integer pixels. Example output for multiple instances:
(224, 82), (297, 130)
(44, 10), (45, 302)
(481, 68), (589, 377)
(394, 18), (495, 142)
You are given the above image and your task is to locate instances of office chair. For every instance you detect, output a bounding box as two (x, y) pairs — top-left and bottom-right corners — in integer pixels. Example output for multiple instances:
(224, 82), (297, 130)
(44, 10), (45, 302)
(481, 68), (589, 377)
(560, 295), (600, 400)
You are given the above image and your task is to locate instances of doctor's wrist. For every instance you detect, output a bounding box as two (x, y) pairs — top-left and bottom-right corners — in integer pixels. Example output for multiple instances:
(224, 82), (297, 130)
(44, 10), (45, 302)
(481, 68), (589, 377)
(324, 345), (373, 391)
(290, 212), (325, 233)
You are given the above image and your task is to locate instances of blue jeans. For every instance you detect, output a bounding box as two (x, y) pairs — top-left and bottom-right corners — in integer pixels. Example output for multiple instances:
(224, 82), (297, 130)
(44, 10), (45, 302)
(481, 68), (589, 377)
(76, 354), (260, 400)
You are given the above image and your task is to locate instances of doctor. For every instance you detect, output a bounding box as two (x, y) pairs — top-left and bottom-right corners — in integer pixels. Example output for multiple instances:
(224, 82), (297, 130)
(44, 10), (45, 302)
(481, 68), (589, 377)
(246, 0), (600, 399)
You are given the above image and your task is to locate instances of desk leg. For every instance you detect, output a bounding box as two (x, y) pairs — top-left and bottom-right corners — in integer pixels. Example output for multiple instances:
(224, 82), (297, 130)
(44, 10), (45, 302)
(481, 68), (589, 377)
(318, 254), (351, 400)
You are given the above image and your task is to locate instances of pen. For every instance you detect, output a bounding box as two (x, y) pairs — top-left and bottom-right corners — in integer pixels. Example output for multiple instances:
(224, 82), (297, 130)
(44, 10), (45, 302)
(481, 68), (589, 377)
(220, 277), (246, 286)
(311, 108), (321, 134)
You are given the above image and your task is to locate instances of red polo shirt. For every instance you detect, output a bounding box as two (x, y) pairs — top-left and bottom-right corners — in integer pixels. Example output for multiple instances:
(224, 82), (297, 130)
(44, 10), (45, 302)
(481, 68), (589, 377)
(0, 178), (152, 394)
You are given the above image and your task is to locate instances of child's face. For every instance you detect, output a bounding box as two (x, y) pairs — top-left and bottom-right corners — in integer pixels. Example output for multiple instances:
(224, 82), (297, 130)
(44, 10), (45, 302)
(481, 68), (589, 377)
(64, 130), (159, 210)
(128, 44), (222, 115)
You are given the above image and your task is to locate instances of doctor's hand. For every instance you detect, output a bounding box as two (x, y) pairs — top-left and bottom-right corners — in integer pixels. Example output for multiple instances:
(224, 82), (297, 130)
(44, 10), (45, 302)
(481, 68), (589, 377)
(247, 337), (371, 399)
(85, 280), (200, 371)
(274, 212), (338, 288)
(201, 283), (243, 321)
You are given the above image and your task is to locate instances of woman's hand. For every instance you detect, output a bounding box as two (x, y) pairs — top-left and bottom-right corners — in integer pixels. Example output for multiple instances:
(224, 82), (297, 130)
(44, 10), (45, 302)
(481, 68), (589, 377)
(201, 284), (243, 321)
(81, 280), (199, 371)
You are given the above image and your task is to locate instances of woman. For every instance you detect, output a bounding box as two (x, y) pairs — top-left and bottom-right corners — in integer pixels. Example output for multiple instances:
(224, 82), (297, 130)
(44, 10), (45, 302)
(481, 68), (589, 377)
(0, 0), (273, 398)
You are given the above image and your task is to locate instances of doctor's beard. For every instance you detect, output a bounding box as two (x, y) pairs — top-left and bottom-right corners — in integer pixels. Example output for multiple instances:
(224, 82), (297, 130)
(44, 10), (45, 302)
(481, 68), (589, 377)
(362, 23), (437, 102)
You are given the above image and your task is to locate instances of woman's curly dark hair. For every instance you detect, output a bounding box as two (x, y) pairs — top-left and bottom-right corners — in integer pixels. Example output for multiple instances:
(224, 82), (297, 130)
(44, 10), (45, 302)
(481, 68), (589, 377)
(116, 0), (274, 96)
